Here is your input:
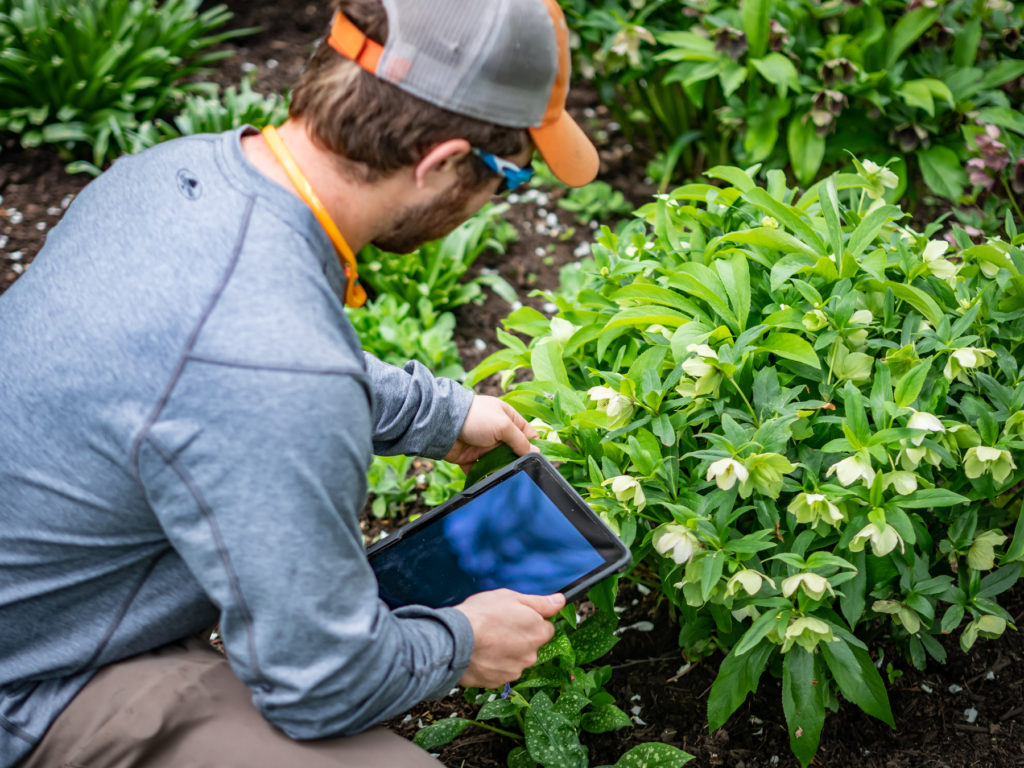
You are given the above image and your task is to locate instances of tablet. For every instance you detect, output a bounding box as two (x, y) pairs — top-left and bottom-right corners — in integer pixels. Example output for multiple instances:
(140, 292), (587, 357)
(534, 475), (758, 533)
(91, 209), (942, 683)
(366, 453), (631, 609)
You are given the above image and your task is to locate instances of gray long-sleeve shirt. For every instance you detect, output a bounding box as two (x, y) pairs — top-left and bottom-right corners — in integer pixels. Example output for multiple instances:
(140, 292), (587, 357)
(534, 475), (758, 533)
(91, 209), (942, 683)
(0, 127), (475, 767)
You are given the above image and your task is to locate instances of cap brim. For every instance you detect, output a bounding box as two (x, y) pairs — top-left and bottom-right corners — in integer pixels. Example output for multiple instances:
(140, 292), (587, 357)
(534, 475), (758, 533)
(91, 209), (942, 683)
(529, 111), (599, 188)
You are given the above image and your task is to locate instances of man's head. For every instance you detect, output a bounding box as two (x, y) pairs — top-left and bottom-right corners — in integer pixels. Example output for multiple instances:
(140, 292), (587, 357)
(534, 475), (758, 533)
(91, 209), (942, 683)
(289, 0), (598, 200)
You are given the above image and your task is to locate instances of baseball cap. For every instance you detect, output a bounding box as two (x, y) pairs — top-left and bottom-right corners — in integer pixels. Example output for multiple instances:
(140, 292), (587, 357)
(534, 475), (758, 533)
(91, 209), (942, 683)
(327, 0), (600, 187)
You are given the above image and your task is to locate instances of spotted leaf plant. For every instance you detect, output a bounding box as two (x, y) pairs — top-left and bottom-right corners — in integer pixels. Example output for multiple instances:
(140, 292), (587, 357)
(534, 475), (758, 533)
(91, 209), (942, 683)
(468, 160), (1024, 767)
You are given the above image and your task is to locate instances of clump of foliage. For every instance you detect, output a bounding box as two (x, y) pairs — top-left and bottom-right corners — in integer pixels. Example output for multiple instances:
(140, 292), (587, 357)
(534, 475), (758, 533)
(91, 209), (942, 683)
(347, 294), (465, 381)
(360, 202), (519, 315)
(416, 608), (694, 768)
(562, 0), (1024, 219)
(364, 455), (465, 521)
(69, 78), (289, 174)
(470, 158), (1024, 766)
(0, 0), (252, 166)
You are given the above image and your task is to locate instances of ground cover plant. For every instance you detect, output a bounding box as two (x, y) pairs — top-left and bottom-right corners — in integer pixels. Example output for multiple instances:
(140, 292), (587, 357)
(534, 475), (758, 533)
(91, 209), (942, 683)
(469, 158), (1024, 765)
(0, 0), (251, 166)
(561, 0), (1024, 226)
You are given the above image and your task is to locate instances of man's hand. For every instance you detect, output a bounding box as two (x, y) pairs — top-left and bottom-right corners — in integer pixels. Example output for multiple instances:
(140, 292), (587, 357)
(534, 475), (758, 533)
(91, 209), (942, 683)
(445, 395), (538, 474)
(455, 589), (566, 689)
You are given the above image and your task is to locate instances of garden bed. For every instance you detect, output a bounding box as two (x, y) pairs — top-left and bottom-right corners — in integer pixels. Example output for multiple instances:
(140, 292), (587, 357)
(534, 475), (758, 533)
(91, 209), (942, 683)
(1, 3), (1023, 767)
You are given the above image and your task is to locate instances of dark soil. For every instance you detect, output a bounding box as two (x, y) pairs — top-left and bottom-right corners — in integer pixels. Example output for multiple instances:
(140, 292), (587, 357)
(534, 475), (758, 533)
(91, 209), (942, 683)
(1, 4), (1022, 768)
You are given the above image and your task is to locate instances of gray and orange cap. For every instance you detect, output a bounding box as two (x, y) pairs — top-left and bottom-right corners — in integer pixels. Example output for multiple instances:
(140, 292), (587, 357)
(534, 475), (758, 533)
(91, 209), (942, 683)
(327, 0), (600, 187)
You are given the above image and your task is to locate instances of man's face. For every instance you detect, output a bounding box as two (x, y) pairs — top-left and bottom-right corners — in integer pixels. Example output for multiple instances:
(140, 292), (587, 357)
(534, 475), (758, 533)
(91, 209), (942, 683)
(371, 147), (533, 254)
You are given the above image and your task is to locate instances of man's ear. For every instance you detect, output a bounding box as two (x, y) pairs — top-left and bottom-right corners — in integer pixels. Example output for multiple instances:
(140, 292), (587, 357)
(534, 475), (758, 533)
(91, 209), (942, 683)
(414, 138), (472, 190)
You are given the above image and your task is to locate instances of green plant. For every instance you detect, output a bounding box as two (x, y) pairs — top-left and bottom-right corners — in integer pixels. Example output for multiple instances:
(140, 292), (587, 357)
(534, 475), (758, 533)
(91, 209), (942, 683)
(558, 181), (633, 226)
(365, 456), (465, 520)
(469, 159), (1024, 766)
(415, 608), (694, 768)
(562, 0), (1024, 214)
(0, 0), (253, 166)
(68, 78), (290, 174)
(346, 294), (465, 381)
(360, 202), (519, 315)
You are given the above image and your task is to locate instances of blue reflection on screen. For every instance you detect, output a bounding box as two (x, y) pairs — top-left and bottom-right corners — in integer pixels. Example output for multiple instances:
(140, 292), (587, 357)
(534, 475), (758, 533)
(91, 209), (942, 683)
(372, 471), (604, 608)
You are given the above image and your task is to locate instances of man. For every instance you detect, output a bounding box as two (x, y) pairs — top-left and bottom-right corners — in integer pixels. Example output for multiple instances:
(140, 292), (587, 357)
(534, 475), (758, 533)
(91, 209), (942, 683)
(0, 0), (599, 765)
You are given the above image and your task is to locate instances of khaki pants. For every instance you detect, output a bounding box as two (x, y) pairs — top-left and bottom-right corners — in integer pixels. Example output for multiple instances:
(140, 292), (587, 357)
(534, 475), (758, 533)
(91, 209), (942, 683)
(20, 637), (442, 768)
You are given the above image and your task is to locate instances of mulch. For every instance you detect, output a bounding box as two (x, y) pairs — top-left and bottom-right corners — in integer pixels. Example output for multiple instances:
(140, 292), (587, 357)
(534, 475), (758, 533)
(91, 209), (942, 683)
(1, 3), (1022, 767)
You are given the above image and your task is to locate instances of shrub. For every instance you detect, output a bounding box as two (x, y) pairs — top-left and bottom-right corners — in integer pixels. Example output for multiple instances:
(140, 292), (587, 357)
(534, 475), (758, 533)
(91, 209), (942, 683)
(562, 0), (1024, 215)
(67, 78), (289, 174)
(0, 0), (252, 166)
(469, 159), (1024, 766)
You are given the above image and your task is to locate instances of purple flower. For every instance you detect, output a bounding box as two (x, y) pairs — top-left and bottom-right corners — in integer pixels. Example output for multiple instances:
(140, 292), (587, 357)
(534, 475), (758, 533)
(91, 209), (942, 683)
(713, 26), (748, 59)
(501, 682), (511, 699)
(1012, 158), (1024, 196)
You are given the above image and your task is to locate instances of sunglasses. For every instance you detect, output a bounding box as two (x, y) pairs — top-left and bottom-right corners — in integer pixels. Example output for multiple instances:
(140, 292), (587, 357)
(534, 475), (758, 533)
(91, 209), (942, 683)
(472, 148), (535, 195)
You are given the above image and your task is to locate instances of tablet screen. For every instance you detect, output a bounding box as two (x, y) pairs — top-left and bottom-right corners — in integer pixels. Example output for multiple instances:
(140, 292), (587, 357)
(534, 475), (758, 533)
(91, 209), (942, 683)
(371, 469), (607, 608)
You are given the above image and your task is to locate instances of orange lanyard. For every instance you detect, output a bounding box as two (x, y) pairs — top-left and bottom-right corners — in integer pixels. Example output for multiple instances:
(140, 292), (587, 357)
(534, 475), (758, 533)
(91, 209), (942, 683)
(261, 125), (367, 308)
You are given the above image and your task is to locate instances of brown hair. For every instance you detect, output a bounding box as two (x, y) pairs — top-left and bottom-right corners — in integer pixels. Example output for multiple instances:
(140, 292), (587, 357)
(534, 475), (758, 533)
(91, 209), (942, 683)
(289, 0), (530, 184)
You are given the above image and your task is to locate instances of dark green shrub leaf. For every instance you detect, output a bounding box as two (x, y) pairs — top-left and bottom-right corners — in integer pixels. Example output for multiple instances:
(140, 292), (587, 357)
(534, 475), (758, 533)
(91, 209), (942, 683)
(708, 642), (774, 731)
(580, 703), (633, 733)
(601, 742), (696, 767)
(782, 648), (828, 768)
(820, 638), (895, 727)
(525, 706), (588, 768)
(571, 611), (619, 665)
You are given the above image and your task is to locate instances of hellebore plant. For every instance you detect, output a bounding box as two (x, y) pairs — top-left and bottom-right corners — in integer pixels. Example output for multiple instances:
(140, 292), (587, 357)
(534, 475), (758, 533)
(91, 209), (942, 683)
(470, 158), (1024, 767)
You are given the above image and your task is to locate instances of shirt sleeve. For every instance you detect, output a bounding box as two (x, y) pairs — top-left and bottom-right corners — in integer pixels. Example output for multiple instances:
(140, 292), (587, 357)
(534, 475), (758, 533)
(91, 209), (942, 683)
(362, 353), (474, 459)
(134, 359), (474, 738)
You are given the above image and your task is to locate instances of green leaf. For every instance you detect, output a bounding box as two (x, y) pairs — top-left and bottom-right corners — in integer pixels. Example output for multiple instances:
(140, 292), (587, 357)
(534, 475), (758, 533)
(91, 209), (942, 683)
(580, 703), (633, 733)
(741, 0), (770, 59)
(977, 106), (1024, 136)
(479, 697), (523, 720)
(751, 53), (800, 96)
(413, 717), (472, 749)
(571, 611), (619, 665)
(859, 279), (944, 327)
(820, 637), (895, 727)
(759, 332), (821, 369)
(744, 188), (826, 254)
(848, 205), (901, 261)
(893, 359), (932, 408)
(916, 146), (968, 201)
(537, 631), (576, 666)
(721, 228), (819, 258)
(524, 706), (588, 768)
(606, 743), (695, 768)
(897, 489), (970, 509)
(787, 116), (826, 187)
(509, 746), (539, 768)
(532, 337), (569, 387)
(886, 7), (942, 68)
(705, 165), (755, 193)
(708, 642), (774, 731)
(782, 648), (828, 768)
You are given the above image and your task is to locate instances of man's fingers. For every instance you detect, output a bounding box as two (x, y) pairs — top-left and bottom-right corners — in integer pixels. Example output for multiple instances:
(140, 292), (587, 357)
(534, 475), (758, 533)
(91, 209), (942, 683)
(516, 592), (566, 618)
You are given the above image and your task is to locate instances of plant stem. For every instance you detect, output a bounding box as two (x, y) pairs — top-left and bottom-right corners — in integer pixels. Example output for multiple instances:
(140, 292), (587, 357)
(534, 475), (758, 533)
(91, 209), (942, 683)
(727, 375), (759, 424)
(468, 720), (523, 741)
(1000, 174), (1024, 224)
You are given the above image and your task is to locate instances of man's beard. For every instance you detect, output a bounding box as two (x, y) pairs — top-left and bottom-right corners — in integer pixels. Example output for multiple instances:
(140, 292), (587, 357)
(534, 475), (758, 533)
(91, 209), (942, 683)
(371, 176), (481, 254)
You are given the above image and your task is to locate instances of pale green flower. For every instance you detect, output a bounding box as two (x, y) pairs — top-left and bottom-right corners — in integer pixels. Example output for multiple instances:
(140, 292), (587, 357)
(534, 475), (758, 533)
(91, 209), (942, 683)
(872, 600), (922, 634)
(706, 457), (749, 490)
(922, 239), (959, 282)
(609, 24), (655, 68)
(859, 159), (899, 199)
(882, 470), (918, 496)
(946, 423), (982, 450)
(653, 523), (701, 565)
(528, 418), (561, 445)
(780, 615), (836, 653)
(961, 614), (1008, 652)
(943, 347), (995, 382)
(788, 492), (845, 528)
(603, 474), (646, 511)
(964, 446), (1017, 484)
(739, 453), (796, 499)
(781, 572), (835, 601)
(826, 455), (876, 487)
(681, 344), (723, 397)
(802, 309), (828, 332)
(587, 385), (633, 425)
(907, 410), (945, 446)
(724, 569), (773, 598)
(849, 521), (904, 557)
(549, 317), (578, 345)
(899, 440), (944, 471)
(850, 309), (873, 325)
(760, 216), (779, 229)
(831, 344), (874, 382)
(967, 529), (1008, 570)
